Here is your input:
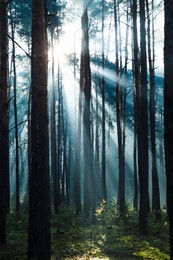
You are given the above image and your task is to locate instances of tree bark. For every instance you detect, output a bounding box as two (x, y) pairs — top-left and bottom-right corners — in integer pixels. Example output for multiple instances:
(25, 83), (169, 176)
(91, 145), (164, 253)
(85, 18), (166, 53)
(164, 1), (173, 258)
(82, 4), (94, 217)
(146, 0), (161, 220)
(74, 88), (82, 215)
(138, 0), (149, 234)
(28, 0), (50, 258)
(10, 6), (20, 214)
(101, 0), (107, 202)
(131, 0), (139, 212)
(114, 0), (125, 216)
(0, 0), (10, 247)
(50, 26), (58, 214)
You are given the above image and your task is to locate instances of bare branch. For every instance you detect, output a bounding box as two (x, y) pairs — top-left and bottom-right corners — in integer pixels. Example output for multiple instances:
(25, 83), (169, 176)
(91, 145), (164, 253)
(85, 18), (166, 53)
(9, 119), (28, 132)
(8, 34), (31, 59)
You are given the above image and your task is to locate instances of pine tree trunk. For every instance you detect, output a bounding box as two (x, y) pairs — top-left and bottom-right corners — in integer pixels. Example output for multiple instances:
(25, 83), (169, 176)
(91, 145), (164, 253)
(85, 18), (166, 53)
(146, 0), (161, 220)
(164, 1), (173, 258)
(57, 64), (61, 210)
(0, 0), (10, 247)
(82, 5), (93, 217)
(62, 105), (67, 201)
(50, 26), (58, 214)
(66, 139), (71, 203)
(74, 88), (82, 215)
(95, 74), (100, 201)
(138, 0), (149, 234)
(10, 9), (20, 214)
(101, 0), (107, 202)
(114, 0), (125, 215)
(28, 0), (50, 258)
(132, 0), (139, 212)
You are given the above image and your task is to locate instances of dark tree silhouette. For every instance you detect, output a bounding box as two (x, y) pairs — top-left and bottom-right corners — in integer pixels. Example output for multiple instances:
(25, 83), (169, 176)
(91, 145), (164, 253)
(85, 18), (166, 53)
(28, 0), (50, 258)
(10, 5), (20, 214)
(0, 0), (10, 247)
(146, 0), (161, 220)
(114, 0), (125, 215)
(164, 0), (173, 258)
(81, 2), (95, 217)
(101, 0), (107, 202)
(138, 0), (149, 234)
(131, 0), (139, 211)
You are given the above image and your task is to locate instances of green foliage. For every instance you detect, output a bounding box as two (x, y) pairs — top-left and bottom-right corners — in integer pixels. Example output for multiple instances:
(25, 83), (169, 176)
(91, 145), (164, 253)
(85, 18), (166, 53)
(2, 210), (28, 259)
(9, 0), (32, 41)
(95, 200), (170, 259)
(0, 203), (170, 259)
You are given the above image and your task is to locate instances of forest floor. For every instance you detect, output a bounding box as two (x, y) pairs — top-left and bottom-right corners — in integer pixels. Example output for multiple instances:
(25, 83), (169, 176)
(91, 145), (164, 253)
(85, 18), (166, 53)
(0, 201), (170, 259)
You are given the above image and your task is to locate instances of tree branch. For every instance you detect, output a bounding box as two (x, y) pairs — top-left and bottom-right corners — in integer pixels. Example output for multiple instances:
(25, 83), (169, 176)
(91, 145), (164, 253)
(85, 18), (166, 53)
(9, 119), (28, 132)
(8, 34), (31, 59)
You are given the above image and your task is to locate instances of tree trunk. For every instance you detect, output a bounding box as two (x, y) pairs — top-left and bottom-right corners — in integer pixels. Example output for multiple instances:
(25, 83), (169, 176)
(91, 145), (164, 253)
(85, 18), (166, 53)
(131, 0), (139, 212)
(62, 101), (66, 201)
(82, 4), (93, 218)
(95, 74), (100, 202)
(66, 139), (71, 203)
(101, 0), (107, 202)
(28, 0), (50, 258)
(146, 0), (161, 220)
(0, 0), (10, 247)
(74, 88), (82, 215)
(57, 61), (61, 210)
(50, 26), (58, 214)
(164, 1), (173, 258)
(114, 0), (125, 216)
(10, 7), (20, 214)
(138, 0), (149, 234)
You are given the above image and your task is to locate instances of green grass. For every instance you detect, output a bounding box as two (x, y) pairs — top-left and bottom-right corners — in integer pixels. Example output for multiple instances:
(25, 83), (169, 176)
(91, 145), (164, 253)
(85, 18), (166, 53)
(0, 202), (170, 259)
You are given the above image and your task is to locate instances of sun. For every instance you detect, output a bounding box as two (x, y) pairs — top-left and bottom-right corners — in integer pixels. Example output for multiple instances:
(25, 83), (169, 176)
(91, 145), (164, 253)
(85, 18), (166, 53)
(48, 19), (81, 68)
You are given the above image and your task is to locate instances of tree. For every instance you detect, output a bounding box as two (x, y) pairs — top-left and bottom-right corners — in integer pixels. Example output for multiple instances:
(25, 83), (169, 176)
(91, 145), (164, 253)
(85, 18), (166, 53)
(0, 0), (10, 247)
(9, 3), (20, 213)
(74, 83), (82, 215)
(81, 1), (94, 217)
(50, 24), (58, 214)
(28, 0), (50, 258)
(114, 0), (125, 215)
(146, 0), (161, 220)
(164, 0), (173, 258)
(57, 41), (62, 211)
(138, 0), (149, 234)
(101, 0), (107, 202)
(131, 0), (139, 211)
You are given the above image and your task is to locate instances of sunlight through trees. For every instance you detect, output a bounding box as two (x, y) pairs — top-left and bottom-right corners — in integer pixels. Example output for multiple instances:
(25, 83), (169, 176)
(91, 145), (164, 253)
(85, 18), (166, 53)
(0, 0), (172, 259)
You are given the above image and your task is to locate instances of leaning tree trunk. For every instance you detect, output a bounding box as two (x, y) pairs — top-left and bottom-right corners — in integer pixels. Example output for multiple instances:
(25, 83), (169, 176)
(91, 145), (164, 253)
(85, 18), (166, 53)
(28, 0), (50, 259)
(164, 1), (173, 259)
(0, 0), (10, 247)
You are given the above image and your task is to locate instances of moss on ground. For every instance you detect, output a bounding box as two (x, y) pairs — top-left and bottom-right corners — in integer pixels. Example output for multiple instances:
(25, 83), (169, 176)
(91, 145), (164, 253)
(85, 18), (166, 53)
(0, 202), (170, 259)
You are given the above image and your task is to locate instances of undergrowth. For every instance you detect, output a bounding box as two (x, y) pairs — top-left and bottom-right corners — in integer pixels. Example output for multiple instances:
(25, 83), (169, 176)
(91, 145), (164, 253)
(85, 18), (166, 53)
(0, 199), (170, 259)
